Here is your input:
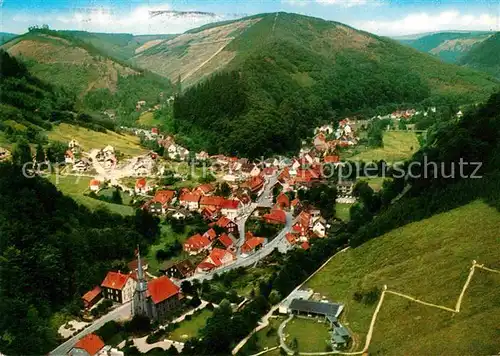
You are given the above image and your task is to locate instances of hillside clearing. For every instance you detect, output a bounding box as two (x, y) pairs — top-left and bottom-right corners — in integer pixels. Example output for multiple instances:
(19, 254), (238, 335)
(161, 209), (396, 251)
(347, 131), (420, 162)
(47, 175), (135, 216)
(305, 200), (500, 355)
(48, 123), (146, 157)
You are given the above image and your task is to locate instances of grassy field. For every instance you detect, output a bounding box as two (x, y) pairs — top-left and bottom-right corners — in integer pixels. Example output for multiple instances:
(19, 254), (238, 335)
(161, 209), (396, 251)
(284, 317), (331, 353)
(306, 200), (500, 355)
(347, 131), (420, 162)
(335, 203), (352, 221)
(48, 123), (146, 157)
(137, 111), (163, 127)
(47, 175), (135, 216)
(169, 309), (212, 342)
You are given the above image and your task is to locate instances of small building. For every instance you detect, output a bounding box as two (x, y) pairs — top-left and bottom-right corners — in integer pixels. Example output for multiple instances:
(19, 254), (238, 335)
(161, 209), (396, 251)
(160, 260), (195, 280)
(183, 233), (212, 255)
(241, 236), (265, 255)
(69, 333), (105, 356)
(263, 209), (287, 225)
(135, 178), (150, 194)
(196, 248), (235, 273)
(221, 199), (241, 220)
(211, 216), (238, 234)
(89, 179), (101, 192)
(288, 299), (344, 318)
(179, 192), (201, 211)
(145, 276), (182, 322)
(81, 286), (102, 310)
(101, 271), (136, 304)
(149, 190), (176, 214)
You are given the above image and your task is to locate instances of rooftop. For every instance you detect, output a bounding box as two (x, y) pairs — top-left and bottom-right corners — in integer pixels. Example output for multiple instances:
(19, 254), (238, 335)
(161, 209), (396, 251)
(289, 299), (344, 318)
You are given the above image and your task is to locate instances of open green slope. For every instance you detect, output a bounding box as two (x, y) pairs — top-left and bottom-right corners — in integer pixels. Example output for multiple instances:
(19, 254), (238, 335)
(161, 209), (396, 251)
(306, 200), (500, 355)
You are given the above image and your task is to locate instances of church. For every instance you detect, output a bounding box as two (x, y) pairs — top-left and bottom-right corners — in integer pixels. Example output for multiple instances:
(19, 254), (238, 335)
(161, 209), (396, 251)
(133, 248), (182, 322)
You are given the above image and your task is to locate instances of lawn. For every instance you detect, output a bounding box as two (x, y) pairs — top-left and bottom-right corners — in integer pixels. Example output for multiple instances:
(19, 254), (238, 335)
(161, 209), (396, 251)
(306, 200), (500, 355)
(335, 203), (352, 221)
(346, 131), (420, 162)
(240, 316), (283, 355)
(169, 309), (212, 342)
(48, 123), (146, 157)
(284, 317), (331, 353)
(359, 176), (390, 192)
(137, 111), (162, 127)
(47, 175), (135, 216)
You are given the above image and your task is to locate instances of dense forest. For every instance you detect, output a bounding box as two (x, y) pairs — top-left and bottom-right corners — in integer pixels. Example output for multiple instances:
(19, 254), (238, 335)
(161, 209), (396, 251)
(460, 32), (500, 78)
(0, 163), (160, 354)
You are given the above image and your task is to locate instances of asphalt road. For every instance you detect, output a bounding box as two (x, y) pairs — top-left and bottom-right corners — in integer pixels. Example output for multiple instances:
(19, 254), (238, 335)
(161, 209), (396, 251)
(49, 302), (132, 355)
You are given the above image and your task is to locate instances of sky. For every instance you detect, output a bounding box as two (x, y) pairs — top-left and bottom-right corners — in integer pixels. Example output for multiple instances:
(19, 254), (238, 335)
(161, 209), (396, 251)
(1, 0), (499, 37)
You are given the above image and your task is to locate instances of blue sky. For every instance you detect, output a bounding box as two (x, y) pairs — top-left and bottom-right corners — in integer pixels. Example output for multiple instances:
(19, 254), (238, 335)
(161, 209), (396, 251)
(1, 0), (499, 36)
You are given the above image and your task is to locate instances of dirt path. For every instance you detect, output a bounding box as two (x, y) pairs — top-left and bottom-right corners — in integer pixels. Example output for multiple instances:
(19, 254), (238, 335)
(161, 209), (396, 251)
(270, 260), (500, 356)
(181, 39), (233, 82)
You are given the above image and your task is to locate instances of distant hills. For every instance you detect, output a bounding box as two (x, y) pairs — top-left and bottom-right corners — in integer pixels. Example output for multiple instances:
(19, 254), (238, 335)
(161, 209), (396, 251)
(0, 32), (17, 45)
(1, 28), (174, 124)
(460, 32), (500, 78)
(398, 31), (494, 64)
(162, 13), (498, 157)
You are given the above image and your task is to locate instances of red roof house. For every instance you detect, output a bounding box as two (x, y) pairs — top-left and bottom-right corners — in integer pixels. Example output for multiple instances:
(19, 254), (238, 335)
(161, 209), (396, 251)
(218, 233), (234, 249)
(200, 196), (225, 209)
(72, 333), (105, 356)
(179, 192), (201, 210)
(275, 192), (290, 210)
(153, 190), (175, 205)
(195, 183), (215, 196)
(210, 216), (237, 234)
(324, 155), (340, 163)
(301, 241), (310, 250)
(89, 179), (101, 191)
(183, 234), (212, 254)
(203, 228), (218, 242)
(241, 237), (265, 254)
(101, 271), (131, 290)
(82, 286), (102, 309)
(198, 248), (235, 272)
(264, 209), (287, 225)
(147, 276), (180, 304)
(286, 232), (299, 246)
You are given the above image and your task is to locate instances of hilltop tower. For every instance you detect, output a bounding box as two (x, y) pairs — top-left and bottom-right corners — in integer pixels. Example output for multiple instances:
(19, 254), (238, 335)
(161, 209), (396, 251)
(132, 246), (151, 318)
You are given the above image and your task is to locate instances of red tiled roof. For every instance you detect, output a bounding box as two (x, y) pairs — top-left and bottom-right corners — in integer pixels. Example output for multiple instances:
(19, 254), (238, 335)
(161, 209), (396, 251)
(324, 155), (340, 163)
(276, 193), (290, 208)
(153, 190), (175, 205)
(101, 271), (130, 290)
(222, 199), (240, 210)
(147, 276), (179, 304)
(180, 192), (200, 203)
(196, 183), (215, 195)
(136, 177), (147, 189)
(214, 216), (235, 229)
(207, 248), (233, 266)
(184, 234), (211, 250)
(291, 198), (300, 207)
(73, 334), (105, 356)
(245, 231), (255, 241)
(89, 179), (100, 187)
(204, 228), (217, 241)
(262, 167), (276, 175)
(293, 224), (303, 233)
(241, 237), (265, 254)
(200, 196), (225, 207)
(286, 233), (298, 245)
(264, 209), (287, 224)
(218, 233), (234, 248)
(246, 176), (264, 191)
(82, 286), (101, 303)
(298, 211), (311, 228)
(197, 261), (217, 271)
(301, 241), (310, 250)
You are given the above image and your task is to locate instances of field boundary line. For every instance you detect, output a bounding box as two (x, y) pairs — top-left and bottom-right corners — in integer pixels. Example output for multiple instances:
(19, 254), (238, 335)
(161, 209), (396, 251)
(272, 260), (499, 355)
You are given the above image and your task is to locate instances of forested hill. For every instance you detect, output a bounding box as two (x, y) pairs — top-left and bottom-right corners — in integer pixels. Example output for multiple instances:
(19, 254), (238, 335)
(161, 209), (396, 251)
(59, 31), (177, 61)
(0, 32), (17, 45)
(165, 13), (499, 158)
(398, 31), (493, 63)
(1, 27), (174, 125)
(460, 32), (500, 78)
(0, 163), (160, 355)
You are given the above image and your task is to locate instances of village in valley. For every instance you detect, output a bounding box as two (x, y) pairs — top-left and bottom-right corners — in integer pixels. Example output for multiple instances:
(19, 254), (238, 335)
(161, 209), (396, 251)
(52, 103), (431, 356)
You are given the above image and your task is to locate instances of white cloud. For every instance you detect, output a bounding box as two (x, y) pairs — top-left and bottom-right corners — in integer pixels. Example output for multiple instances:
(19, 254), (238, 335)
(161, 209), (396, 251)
(354, 10), (500, 36)
(6, 4), (227, 35)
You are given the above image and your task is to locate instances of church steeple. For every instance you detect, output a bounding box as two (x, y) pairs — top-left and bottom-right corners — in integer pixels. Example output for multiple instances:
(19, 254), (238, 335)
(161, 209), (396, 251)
(133, 245), (150, 318)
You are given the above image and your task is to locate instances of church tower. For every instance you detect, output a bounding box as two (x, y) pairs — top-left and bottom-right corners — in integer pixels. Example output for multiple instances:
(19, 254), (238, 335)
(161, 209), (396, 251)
(132, 246), (151, 318)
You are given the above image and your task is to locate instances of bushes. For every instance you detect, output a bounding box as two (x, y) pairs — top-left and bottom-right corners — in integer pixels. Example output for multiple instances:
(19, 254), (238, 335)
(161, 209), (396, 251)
(353, 287), (381, 305)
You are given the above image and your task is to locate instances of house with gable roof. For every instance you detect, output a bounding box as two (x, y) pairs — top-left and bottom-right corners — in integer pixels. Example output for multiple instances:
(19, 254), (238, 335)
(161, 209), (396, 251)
(69, 333), (105, 356)
(101, 271), (136, 304)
